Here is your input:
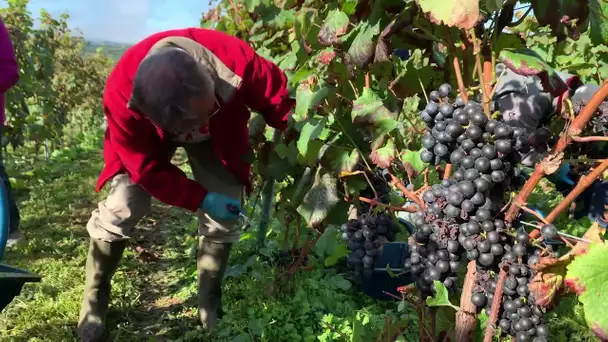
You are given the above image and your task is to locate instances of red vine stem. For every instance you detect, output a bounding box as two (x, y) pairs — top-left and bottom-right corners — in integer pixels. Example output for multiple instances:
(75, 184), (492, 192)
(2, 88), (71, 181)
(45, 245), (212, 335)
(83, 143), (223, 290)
(505, 79), (608, 224)
(544, 158), (608, 224)
(388, 172), (426, 209)
(455, 260), (478, 342)
(570, 135), (608, 142)
(483, 266), (508, 342)
(358, 197), (418, 212)
(443, 164), (453, 179)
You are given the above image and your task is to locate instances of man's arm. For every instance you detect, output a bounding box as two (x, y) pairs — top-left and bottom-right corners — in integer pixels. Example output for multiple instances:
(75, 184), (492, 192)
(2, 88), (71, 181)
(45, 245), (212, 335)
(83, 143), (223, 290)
(105, 89), (208, 212)
(242, 52), (295, 130)
(0, 20), (19, 93)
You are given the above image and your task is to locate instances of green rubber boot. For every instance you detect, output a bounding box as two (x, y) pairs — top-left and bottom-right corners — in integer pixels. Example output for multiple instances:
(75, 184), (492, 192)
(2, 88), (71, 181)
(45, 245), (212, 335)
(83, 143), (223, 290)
(76, 238), (126, 342)
(197, 237), (232, 332)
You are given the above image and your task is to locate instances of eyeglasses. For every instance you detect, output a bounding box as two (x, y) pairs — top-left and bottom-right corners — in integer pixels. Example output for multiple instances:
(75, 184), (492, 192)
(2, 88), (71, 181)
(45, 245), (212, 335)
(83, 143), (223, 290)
(208, 95), (221, 120)
(161, 95), (221, 134)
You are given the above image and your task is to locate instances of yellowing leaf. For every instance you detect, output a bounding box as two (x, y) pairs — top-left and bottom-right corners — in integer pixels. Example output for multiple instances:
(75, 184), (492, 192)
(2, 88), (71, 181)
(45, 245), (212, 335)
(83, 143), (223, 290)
(415, 0), (480, 30)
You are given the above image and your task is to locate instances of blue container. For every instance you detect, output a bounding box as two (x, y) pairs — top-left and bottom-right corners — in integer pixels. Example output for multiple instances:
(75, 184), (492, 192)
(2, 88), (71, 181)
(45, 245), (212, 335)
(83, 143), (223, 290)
(0, 177), (40, 312)
(359, 242), (413, 301)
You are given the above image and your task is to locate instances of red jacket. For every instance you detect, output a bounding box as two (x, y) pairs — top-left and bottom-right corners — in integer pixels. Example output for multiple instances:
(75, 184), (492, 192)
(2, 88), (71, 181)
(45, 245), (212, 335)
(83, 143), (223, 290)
(98, 28), (294, 212)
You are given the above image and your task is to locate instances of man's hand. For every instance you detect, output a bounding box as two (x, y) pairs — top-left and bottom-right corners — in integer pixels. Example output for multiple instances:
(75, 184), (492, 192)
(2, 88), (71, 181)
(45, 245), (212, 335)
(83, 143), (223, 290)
(200, 192), (241, 221)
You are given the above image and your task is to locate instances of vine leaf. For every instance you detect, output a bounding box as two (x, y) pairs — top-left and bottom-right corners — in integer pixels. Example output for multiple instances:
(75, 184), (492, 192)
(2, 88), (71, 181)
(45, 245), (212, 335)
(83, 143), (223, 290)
(296, 168), (340, 228)
(400, 149), (426, 178)
(346, 21), (381, 69)
(415, 0), (480, 30)
(317, 48), (337, 64)
(370, 138), (396, 168)
(351, 88), (398, 134)
(321, 147), (360, 173)
(484, 0), (503, 13)
(529, 222), (605, 308)
(317, 9), (350, 46)
(565, 242), (608, 341)
(294, 84), (330, 122)
(498, 48), (568, 96)
(589, 0), (608, 45)
(426, 281), (460, 311)
(297, 117), (328, 157)
(528, 257), (567, 307)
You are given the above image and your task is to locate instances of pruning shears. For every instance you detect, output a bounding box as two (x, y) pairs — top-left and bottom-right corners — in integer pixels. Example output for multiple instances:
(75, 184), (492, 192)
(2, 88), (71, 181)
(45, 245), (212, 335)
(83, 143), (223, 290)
(226, 204), (252, 231)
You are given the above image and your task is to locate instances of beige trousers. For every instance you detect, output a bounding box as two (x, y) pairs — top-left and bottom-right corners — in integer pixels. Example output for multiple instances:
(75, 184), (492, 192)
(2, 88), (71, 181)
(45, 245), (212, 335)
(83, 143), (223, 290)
(86, 141), (244, 244)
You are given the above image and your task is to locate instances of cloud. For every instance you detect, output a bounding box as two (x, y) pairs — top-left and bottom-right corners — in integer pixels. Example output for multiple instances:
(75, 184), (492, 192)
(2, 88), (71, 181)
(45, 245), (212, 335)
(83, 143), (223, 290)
(25, 0), (209, 43)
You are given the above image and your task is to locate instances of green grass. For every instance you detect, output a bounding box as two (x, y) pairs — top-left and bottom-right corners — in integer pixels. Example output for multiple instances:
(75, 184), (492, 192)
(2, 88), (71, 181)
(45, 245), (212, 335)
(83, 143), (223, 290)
(0, 146), (417, 341)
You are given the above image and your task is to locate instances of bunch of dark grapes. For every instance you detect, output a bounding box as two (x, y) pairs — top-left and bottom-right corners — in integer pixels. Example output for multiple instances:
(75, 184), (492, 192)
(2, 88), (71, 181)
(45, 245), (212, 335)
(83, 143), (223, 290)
(404, 83), (555, 341)
(342, 211), (400, 278)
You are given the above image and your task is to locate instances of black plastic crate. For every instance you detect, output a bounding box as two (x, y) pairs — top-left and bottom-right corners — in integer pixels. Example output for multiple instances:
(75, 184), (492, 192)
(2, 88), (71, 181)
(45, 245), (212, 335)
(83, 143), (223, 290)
(358, 242), (413, 301)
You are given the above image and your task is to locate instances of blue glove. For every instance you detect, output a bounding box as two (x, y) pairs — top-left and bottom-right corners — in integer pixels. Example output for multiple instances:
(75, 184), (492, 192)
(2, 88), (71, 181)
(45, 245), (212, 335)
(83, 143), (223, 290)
(546, 163), (576, 195)
(200, 192), (241, 221)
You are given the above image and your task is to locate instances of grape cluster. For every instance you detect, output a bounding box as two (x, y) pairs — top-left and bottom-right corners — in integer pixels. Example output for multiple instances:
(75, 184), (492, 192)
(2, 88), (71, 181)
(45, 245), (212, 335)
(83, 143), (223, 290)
(404, 83), (555, 341)
(342, 211), (400, 278)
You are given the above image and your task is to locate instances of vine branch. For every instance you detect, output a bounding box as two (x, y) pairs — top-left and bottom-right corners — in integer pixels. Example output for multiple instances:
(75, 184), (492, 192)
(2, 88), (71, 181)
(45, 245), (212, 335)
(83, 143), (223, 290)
(484, 266), (508, 342)
(504, 79), (608, 223)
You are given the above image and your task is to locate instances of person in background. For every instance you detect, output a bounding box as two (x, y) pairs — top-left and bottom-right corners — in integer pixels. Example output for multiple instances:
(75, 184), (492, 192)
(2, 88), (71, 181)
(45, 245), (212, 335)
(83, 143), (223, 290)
(76, 28), (294, 341)
(0, 18), (21, 246)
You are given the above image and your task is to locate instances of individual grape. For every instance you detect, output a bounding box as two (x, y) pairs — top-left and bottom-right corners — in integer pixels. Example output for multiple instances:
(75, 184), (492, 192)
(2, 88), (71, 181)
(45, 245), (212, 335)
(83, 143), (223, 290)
(450, 149), (466, 164)
(464, 168), (480, 181)
(481, 145), (497, 159)
(423, 191), (436, 203)
(447, 191), (464, 206)
(471, 192), (485, 206)
(466, 125), (483, 140)
(470, 148), (482, 159)
(425, 102), (439, 115)
(540, 224), (557, 240)
(434, 143), (449, 157)
(459, 181), (476, 198)
(471, 292), (487, 307)
(499, 319), (511, 330)
(421, 150), (434, 163)
(444, 204), (461, 218)
(491, 170), (505, 183)
(515, 231), (530, 245)
(487, 231), (500, 244)
(513, 243), (527, 256)
(478, 253), (494, 266)
(494, 124), (511, 138)
(466, 249), (479, 260)
(438, 83), (452, 97)
(474, 157), (491, 173)
(461, 156), (475, 169)
(496, 139), (512, 153)
(454, 96), (465, 107)
(461, 199), (475, 212)
(422, 135), (436, 149)
(490, 158), (503, 170)
(440, 103), (454, 117)
(421, 111), (434, 122)
(477, 240), (490, 253)
(490, 244), (504, 256)
(429, 90), (441, 102)
(461, 139), (475, 151)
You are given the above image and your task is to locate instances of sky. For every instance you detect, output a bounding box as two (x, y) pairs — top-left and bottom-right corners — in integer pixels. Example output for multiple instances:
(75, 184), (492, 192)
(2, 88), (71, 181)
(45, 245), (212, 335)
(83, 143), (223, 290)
(25, 0), (213, 44)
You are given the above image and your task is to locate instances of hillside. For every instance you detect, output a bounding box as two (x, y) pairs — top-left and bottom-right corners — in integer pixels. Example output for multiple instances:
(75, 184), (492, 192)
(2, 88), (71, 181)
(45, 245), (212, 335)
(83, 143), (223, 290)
(84, 40), (131, 61)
